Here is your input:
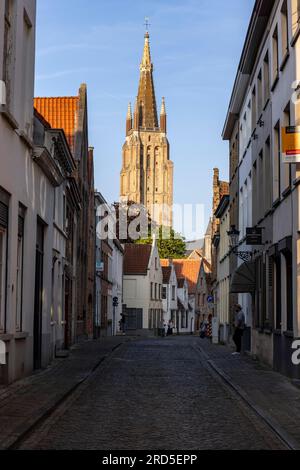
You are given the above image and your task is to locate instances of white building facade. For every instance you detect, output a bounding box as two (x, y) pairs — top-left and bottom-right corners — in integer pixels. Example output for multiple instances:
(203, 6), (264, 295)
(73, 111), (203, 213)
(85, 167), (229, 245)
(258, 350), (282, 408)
(0, 0), (38, 383)
(223, 0), (300, 378)
(161, 263), (178, 327)
(214, 195), (231, 344)
(123, 240), (163, 335)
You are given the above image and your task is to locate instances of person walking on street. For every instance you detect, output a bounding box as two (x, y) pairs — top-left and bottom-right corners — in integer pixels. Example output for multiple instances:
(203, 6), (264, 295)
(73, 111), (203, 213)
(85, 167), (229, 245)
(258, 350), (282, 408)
(232, 304), (245, 355)
(159, 319), (166, 337)
(120, 313), (126, 335)
(168, 320), (174, 336)
(199, 319), (208, 339)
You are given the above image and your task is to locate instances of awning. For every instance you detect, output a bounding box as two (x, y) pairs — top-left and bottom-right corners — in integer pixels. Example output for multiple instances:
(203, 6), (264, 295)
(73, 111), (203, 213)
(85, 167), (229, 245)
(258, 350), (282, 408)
(230, 262), (255, 293)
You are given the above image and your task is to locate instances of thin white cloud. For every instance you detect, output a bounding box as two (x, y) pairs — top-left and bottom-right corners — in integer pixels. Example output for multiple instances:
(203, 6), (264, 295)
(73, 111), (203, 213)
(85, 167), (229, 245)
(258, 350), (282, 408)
(36, 67), (103, 81)
(37, 43), (110, 57)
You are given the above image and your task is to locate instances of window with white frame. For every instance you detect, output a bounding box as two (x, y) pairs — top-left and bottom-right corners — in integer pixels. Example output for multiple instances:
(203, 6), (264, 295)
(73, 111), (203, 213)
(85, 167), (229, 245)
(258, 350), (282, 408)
(291, 0), (300, 36)
(244, 182), (248, 233)
(251, 87), (257, 132)
(16, 205), (25, 331)
(264, 138), (272, 211)
(273, 121), (281, 201)
(239, 188), (244, 238)
(22, 8), (33, 130)
(257, 70), (263, 118)
(281, 1), (289, 57)
(0, 228), (7, 334)
(263, 51), (270, 104)
(283, 102), (292, 190)
(272, 26), (279, 84)
(0, 192), (9, 334)
(3, 0), (15, 110)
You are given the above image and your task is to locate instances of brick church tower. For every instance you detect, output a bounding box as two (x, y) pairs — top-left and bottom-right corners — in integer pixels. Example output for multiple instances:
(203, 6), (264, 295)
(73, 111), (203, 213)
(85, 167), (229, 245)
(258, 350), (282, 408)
(120, 32), (174, 226)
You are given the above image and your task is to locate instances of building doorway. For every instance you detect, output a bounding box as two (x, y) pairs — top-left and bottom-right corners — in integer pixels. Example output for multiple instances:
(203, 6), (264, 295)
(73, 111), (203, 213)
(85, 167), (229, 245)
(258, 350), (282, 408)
(33, 220), (44, 369)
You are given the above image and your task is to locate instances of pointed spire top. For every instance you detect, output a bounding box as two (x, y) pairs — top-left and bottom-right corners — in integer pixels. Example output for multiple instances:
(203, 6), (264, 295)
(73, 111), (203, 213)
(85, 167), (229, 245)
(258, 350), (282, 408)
(136, 32), (158, 129)
(140, 31), (152, 73)
(160, 97), (166, 115)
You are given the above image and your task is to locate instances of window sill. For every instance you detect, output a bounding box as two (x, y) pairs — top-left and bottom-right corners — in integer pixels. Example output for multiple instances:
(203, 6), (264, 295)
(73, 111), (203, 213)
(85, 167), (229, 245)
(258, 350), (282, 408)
(291, 24), (300, 47)
(271, 75), (279, 93)
(293, 176), (300, 187)
(263, 98), (270, 111)
(15, 331), (29, 340)
(53, 222), (68, 239)
(272, 197), (281, 209)
(19, 131), (33, 150)
(264, 208), (273, 218)
(282, 186), (292, 198)
(0, 333), (13, 342)
(263, 328), (273, 335)
(280, 49), (290, 72)
(0, 105), (19, 130)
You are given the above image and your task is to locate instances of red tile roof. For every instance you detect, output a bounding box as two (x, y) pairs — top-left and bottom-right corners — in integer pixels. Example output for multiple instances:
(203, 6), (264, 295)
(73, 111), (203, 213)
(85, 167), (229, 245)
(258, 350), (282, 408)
(171, 259), (201, 294)
(34, 97), (79, 152)
(162, 266), (172, 284)
(160, 259), (170, 267)
(123, 243), (152, 275)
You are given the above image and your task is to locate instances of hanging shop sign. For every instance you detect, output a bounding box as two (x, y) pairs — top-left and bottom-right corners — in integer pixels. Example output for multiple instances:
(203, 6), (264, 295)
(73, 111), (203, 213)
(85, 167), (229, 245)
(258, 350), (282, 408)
(246, 227), (263, 246)
(282, 126), (300, 163)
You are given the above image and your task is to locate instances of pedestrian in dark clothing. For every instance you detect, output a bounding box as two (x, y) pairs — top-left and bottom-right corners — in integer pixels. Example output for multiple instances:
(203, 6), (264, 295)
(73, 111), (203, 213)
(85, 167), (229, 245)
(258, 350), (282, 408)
(232, 305), (245, 355)
(167, 320), (174, 336)
(120, 313), (126, 335)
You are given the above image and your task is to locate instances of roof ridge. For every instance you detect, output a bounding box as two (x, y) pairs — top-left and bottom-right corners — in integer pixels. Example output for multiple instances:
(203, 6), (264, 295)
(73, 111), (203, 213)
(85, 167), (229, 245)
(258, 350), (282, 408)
(34, 96), (78, 99)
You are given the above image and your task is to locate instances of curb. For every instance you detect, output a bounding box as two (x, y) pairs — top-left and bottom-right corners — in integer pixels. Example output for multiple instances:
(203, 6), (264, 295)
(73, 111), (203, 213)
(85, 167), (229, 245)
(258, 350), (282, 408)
(196, 344), (299, 451)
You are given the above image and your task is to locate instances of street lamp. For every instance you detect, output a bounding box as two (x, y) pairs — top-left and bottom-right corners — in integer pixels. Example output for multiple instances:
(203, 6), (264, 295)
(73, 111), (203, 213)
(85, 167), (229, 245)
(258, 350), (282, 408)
(227, 225), (240, 250)
(227, 225), (252, 262)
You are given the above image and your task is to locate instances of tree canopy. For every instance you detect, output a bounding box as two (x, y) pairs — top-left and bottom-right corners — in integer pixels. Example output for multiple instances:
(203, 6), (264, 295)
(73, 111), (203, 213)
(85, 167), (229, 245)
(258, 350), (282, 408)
(136, 226), (186, 259)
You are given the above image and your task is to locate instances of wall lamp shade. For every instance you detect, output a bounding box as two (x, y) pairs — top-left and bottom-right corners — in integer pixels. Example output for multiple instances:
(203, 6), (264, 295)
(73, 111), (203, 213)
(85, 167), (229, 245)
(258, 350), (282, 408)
(227, 225), (240, 250)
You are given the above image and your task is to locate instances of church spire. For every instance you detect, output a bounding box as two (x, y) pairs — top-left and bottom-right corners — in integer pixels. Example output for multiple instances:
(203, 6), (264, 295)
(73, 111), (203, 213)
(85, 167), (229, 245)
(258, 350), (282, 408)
(136, 32), (158, 129)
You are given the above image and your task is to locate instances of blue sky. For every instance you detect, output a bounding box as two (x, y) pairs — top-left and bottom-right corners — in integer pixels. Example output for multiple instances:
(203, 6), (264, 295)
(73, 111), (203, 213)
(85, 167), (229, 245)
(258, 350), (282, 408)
(35, 0), (254, 232)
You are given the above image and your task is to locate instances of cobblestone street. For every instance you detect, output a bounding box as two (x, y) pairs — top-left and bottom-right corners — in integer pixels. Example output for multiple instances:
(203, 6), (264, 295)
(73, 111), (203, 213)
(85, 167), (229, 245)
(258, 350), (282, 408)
(16, 337), (288, 450)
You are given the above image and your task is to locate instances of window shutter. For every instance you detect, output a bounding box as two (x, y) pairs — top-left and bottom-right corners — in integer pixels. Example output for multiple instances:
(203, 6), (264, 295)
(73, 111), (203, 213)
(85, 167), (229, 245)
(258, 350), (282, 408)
(18, 215), (24, 237)
(268, 258), (274, 327)
(0, 202), (8, 228)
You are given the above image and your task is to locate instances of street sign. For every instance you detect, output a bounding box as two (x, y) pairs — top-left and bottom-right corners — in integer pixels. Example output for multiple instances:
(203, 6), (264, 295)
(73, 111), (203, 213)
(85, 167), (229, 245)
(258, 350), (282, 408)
(96, 261), (104, 272)
(207, 295), (214, 303)
(282, 126), (300, 163)
(246, 227), (262, 246)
